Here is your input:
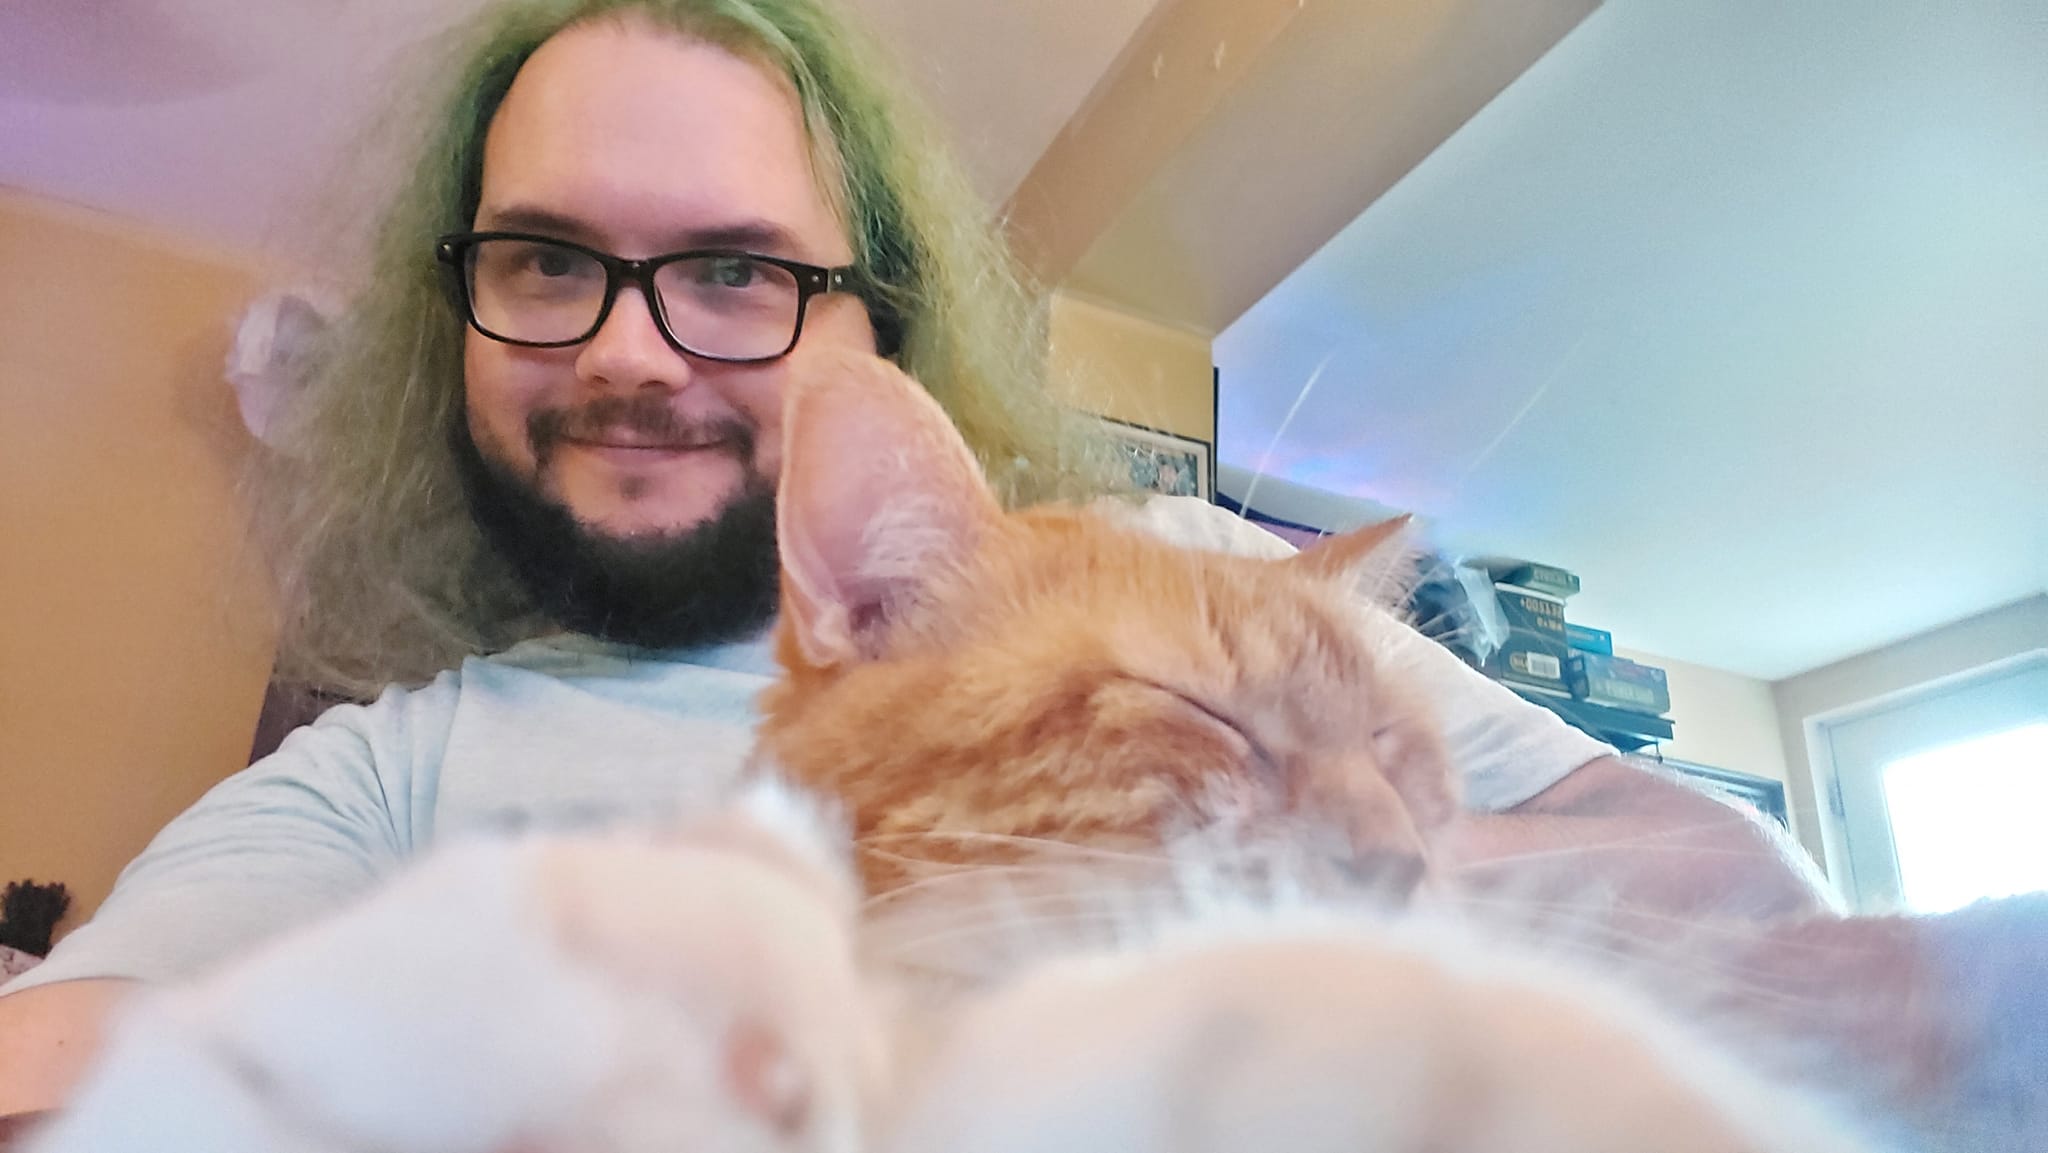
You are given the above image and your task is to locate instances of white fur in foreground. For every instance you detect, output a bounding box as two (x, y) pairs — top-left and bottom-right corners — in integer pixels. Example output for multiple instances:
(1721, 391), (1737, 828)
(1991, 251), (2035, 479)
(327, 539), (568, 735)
(890, 907), (1887, 1153)
(33, 781), (1890, 1153)
(32, 779), (885, 1153)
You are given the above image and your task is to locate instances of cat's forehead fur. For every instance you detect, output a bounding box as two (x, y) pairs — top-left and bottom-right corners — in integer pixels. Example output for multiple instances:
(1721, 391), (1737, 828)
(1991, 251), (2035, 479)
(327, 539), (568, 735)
(962, 505), (1386, 715)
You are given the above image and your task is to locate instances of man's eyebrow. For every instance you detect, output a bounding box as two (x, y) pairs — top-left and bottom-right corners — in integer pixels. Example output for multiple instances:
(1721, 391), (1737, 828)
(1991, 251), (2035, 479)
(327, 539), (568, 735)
(474, 205), (601, 242)
(473, 206), (806, 256)
(677, 220), (805, 254)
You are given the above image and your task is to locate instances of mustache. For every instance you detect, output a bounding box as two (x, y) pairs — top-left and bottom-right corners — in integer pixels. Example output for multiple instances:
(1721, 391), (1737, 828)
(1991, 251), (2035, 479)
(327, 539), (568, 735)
(528, 394), (757, 462)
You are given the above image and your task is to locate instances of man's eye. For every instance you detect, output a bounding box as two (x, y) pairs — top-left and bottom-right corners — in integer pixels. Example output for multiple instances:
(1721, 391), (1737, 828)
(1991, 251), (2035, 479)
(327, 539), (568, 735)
(496, 243), (587, 281)
(530, 248), (578, 277)
(700, 257), (760, 289)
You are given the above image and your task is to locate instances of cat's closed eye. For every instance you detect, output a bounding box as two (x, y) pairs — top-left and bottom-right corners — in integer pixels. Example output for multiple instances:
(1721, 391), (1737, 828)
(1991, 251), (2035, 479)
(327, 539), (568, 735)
(1145, 684), (1273, 773)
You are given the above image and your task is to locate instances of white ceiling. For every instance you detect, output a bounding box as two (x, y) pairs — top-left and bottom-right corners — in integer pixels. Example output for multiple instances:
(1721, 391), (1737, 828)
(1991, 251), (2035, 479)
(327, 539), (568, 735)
(4, 0), (2042, 682)
(1217, 0), (2048, 679)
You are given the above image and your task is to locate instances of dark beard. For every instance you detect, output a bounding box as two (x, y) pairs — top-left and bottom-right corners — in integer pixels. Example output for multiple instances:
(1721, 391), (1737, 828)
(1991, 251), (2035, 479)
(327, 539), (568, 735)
(452, 422), (780, 650)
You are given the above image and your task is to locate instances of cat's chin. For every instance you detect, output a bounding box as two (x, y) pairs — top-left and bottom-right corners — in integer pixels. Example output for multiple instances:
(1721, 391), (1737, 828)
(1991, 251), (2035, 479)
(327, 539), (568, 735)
(857, 824), (1442, 1004)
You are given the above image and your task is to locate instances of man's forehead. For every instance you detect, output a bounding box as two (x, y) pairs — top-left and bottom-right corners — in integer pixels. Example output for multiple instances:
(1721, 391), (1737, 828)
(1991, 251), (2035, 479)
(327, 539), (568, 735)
(475, 18), (844, 260)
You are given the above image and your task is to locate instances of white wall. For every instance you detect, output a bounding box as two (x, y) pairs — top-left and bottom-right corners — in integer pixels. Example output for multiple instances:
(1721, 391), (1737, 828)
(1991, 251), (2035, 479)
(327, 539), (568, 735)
(1771, 594), (2048, 878)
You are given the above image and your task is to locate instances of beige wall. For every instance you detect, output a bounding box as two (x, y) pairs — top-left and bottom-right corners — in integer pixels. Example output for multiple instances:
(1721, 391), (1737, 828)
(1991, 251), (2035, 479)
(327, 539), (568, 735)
(1771, 593), (2048, 878)
(0, 188), (276, 935)
(1617, 647), (1790, 784)
(1047, 290), (1215, 443)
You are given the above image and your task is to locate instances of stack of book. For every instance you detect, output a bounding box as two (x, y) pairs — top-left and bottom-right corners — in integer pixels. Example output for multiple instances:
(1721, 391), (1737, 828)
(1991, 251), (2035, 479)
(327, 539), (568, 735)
(1478, 560), (1671, 718)
(1558, 619), (1672, 715)
(1479, 561), (1578, 697)
(1569, 650), (1671, 716)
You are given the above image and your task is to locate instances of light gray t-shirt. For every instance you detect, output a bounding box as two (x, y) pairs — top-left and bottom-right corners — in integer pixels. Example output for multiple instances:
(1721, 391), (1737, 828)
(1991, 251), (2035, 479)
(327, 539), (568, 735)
(6, 498), (1607, 994)
(6, 637), (778, 995)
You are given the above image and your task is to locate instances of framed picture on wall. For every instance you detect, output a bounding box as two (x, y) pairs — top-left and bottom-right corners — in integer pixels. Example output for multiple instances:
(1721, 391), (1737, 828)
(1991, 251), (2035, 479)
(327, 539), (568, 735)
(1101, 417), (1213, 501)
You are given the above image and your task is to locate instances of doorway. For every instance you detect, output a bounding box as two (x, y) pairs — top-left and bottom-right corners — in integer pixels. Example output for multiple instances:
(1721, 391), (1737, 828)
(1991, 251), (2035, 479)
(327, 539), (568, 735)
(1819, 653), (2048, 913)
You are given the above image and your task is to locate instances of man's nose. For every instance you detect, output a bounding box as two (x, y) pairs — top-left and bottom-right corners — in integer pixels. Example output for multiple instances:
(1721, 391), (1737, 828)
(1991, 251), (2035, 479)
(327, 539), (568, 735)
(575, 283), (690, 392)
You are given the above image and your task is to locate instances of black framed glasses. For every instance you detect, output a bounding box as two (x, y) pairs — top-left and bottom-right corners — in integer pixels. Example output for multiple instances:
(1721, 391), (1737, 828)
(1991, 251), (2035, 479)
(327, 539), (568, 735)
(434, 231), (869, 363)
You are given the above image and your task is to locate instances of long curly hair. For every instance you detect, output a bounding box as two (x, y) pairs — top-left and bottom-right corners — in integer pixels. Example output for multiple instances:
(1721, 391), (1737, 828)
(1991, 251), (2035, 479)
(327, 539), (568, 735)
(249, 0), (1114, 697)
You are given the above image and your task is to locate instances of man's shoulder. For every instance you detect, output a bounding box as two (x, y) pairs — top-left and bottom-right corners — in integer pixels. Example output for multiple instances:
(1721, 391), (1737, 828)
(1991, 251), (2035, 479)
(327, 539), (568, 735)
(285, 638), (598, 743)
(309, 634), (774, 742)
(1092, 494), (1298, 560)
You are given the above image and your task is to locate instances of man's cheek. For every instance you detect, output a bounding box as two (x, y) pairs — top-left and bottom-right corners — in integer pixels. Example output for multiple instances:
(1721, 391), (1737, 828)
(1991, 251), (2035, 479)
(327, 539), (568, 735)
(755, 429), (786, 483)
(474, 410), (544, 484)
(467, 345), (561, 466)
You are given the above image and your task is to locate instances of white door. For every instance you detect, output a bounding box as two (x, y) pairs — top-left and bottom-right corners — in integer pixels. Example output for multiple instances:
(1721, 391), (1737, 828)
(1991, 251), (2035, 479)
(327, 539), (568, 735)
(1820, 654), (2048, 913)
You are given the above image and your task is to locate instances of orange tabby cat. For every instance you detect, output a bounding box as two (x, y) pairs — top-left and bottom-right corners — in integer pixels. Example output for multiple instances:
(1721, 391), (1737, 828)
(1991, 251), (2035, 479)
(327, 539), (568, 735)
(746, 350), (1889, 1152)
(757, 349), (1456, 902)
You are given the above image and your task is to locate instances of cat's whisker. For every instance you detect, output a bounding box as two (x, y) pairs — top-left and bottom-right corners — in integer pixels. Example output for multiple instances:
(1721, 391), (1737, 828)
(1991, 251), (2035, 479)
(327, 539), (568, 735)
(1235, 347), (1338, 522)
(866, 861), (1339, 962)
(861, 863), (1127, 913)
(1450, 844), (1794, 872)
(868, 906), (1151, 965)
(1451, 332), (1587, 489)
(1444, 812), (1780, 871)
(1438, 904), (1785, 977)
(880, 864), (1255, 920)
(1448, 895), (1855, 958)
(860, 829), (1176, 865)
(1441, 892), (1750, 933)
(1428, 896), (1857, 1017)
(863, 862), (1154, 911)
(1432, 937), (1820, 1018)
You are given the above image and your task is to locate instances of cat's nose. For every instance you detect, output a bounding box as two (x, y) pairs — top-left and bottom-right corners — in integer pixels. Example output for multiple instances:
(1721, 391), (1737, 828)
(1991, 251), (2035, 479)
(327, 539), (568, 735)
(1331, 847), (1427, 903)
(724, 1017), (813, 1138)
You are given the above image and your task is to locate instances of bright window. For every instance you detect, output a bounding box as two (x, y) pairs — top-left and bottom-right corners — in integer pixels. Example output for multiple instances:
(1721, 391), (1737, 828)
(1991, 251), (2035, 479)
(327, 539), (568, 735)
(1882, 722), (2048, 914)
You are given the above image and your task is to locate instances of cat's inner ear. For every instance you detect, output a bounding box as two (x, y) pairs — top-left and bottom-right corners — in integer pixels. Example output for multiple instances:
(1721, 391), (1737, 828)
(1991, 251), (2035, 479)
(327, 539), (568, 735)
(776, 351), (1001, 669)
(1288, 514), (1416, 607)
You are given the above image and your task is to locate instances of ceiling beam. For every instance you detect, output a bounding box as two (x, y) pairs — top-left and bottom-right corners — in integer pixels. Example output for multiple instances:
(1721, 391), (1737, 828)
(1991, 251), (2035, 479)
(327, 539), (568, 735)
(1011, 0), (1602, 335)
(1002, 0), (1311, 293)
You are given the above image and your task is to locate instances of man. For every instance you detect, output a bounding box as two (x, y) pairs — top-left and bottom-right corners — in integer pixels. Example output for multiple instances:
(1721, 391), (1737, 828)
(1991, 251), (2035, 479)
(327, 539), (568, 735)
(0, 0), (1832, 1117)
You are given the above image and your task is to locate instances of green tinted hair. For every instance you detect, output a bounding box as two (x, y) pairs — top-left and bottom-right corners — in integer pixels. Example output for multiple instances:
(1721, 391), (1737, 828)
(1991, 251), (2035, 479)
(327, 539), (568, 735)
(250, 0), (1112, 696)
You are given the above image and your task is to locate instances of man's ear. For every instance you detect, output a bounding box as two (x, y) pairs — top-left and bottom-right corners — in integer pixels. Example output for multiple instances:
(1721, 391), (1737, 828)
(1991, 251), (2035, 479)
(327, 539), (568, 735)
(1287, 514), (1417, 607)
(777, 351), (1000, 669)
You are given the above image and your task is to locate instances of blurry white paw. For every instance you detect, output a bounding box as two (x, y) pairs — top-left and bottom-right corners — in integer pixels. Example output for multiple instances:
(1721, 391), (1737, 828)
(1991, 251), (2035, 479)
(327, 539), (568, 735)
(35, 793), (884, 1153)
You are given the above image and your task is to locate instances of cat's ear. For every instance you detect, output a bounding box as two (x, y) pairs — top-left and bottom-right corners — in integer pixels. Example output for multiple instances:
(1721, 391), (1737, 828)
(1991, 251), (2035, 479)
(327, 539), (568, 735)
(1288, 514), (1417, 606)
(776, 350), (1001, 668)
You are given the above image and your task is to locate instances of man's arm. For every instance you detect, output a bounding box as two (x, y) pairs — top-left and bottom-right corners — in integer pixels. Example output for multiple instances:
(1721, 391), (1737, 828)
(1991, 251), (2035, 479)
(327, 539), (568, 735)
(1440, 754), (1836, 918)
(0, 980), (132, 1116)
(1709, 894), (2047, 1147)
(0, 686), (434, 1116)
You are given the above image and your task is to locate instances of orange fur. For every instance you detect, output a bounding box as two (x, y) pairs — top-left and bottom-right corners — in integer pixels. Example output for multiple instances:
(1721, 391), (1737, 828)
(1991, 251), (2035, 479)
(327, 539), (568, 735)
(757, 352), (1456, 896)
